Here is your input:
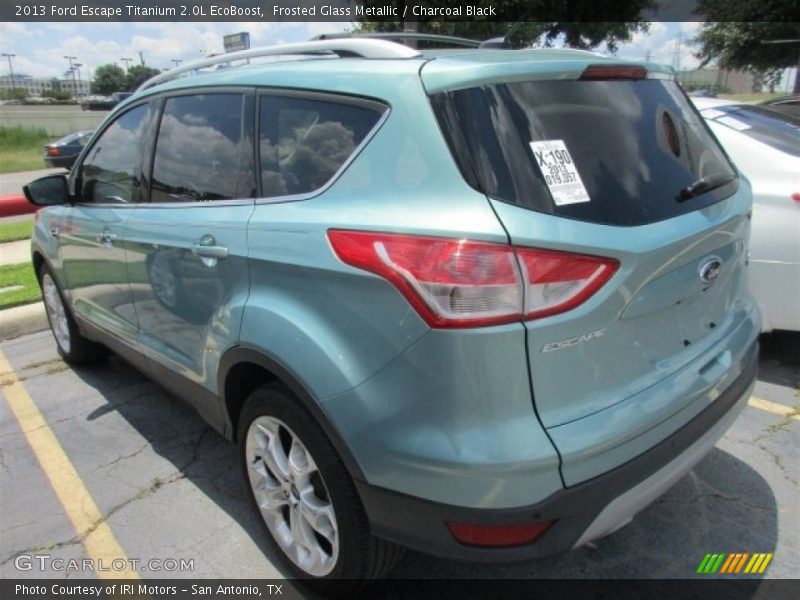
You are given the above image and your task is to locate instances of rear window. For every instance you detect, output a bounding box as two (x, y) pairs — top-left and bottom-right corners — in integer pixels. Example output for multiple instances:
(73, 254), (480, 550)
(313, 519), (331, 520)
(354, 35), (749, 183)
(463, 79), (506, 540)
(700, 104), (800, 157)
(431, 79), (738, 226)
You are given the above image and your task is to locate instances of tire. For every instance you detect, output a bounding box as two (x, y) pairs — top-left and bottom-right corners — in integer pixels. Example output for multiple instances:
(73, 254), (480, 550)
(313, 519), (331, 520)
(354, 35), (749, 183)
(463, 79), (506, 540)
(238, 382), (403, 595)
(38, 264), (106, 365)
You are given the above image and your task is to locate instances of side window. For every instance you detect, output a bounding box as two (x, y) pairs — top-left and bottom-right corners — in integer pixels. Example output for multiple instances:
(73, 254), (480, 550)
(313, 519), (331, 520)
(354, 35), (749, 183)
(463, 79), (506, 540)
(79, 103), (151, 203)
(259, 94), (386, 198)
(151, 94), (253, 203)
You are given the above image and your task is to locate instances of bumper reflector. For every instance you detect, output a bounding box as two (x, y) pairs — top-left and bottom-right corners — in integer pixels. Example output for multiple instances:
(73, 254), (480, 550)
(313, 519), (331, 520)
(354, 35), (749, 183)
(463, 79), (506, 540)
(446, 520), (553, 547)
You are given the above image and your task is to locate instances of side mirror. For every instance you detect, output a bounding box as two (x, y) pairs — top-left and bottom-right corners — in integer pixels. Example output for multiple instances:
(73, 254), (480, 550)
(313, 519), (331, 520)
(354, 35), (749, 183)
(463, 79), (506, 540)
(23, 174), (69, 207)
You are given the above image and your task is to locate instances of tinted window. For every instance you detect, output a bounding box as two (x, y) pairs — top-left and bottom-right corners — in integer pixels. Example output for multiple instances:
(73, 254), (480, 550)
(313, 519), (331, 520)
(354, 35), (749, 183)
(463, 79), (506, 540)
(259, 95), (385, 198)
(151, 94), (254, 202)
(701, 104), (800, 157)
(79, 104), (151, 203)
(431, 80), (738, 226)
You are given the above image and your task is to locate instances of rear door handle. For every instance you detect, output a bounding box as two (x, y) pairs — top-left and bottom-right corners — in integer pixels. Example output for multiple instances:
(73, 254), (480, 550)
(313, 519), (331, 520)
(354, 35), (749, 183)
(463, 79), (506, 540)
(50, 227), (60, 238)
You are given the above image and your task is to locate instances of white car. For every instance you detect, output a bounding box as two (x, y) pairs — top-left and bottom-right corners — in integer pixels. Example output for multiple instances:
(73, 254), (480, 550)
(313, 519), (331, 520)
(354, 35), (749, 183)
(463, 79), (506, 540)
(693, 97), (800, 332)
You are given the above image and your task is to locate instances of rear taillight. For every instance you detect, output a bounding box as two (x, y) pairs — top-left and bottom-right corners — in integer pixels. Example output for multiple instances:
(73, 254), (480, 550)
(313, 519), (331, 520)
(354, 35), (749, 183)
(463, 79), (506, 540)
(328, 230), (618, 328)
(46, 146), (59, 157)
(516, 248), (618, 320)
(580, 65), (647, 80)
(792, 193), (800, 203)
(446, 520), (553, 547)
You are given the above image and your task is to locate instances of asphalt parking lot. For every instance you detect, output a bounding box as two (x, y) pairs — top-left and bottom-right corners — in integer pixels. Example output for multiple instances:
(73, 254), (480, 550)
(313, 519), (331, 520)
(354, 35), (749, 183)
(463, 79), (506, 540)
(0, 329), (797, 591)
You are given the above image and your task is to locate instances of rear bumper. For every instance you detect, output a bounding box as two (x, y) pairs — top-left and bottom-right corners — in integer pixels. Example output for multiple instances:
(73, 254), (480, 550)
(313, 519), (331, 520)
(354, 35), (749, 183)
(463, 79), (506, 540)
(358, 340), (757, 562)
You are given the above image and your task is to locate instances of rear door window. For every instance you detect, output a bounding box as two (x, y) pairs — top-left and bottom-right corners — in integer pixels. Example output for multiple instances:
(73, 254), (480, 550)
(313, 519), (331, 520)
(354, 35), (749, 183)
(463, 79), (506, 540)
(431, 79), (738, 226)
(151, 93), (255, 203)
(258, 93), (386, 198)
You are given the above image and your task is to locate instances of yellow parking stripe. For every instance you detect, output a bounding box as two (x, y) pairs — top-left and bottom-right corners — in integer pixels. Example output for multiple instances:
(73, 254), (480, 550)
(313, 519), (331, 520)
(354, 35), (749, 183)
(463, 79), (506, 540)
(748, 396), (800, 421)
(0, 350), (139, 579)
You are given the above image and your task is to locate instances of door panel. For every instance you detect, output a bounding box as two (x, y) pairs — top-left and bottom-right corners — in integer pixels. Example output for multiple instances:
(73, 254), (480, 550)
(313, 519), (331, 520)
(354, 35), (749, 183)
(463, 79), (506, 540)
(127, 91), (255, 418)
(61, 101), (154, 342)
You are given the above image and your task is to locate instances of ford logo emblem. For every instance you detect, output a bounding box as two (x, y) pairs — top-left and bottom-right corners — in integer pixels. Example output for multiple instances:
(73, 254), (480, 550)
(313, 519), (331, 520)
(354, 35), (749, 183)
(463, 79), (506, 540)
(699, 256), (723, 284)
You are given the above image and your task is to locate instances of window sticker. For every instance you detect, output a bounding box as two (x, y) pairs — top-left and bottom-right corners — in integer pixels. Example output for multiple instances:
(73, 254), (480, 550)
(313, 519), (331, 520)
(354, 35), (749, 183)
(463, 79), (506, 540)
(529, 140), (591, 205)
(717, 116), (752, 131)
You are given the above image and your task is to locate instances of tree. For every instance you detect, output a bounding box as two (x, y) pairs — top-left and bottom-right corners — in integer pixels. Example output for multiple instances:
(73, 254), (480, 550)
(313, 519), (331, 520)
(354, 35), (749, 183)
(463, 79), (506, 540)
(124, 65), (161, 91)
(352, 1), (655, 51)
(91, 64), (126, 95)
(693, 1), (800, 92)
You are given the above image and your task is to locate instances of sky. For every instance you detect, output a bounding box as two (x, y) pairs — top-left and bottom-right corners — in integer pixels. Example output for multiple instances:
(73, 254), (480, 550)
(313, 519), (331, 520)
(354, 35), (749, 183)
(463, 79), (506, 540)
(0, 21), (706, 80)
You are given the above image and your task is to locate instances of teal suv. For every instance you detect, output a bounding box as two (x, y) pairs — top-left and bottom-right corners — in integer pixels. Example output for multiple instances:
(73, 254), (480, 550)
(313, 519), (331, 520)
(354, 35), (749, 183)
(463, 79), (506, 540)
(25, 38), (760, 588)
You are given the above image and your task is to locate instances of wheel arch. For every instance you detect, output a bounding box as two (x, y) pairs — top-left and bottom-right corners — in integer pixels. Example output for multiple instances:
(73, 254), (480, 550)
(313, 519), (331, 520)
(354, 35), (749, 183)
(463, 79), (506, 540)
(218, 345), (367, 483)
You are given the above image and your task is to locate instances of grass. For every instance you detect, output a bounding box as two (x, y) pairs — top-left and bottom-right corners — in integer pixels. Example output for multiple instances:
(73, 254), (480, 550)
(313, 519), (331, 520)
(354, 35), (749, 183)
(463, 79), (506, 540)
(0, 220), (34, 243)
(0, 262), (40, 309)
(0, 126), (51, 174)
(718, 92), (786, 103)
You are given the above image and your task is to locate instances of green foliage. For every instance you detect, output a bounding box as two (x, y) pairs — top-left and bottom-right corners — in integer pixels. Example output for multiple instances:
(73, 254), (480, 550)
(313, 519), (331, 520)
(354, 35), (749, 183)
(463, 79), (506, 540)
(41, 90), (73, 101)
(91, 64), (126, 95)
(0, 126), (49, 149)
(0, 126), (51, 173)
(1, 88), (29, 101)
(0, 220), (34, 243)
(693, 2), (800, 91)
(125, 65), (161, 91)
(353, 2), (654, 51)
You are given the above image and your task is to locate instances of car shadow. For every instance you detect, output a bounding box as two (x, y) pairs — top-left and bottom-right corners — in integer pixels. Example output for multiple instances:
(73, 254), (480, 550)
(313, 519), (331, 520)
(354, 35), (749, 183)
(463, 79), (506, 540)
(69, 351), (780, 593)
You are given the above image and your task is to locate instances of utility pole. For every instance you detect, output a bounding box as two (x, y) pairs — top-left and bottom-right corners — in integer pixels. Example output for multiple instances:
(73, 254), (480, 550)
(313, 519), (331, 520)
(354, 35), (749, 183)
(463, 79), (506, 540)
(121, 57), (132, 70)
(64, 55), (77, 97)
(138, 51), (145, 66)
(2, 53), (16, 91)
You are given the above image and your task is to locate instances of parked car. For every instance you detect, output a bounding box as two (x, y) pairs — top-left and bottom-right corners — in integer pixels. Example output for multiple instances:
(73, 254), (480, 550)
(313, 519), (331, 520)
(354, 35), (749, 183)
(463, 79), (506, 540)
(43, 130), (94, 169)
(693, 97), (800, 332)
(759, 94), (800, 118)
(81, 92), (133, 111)
(24, 39), (760, 592)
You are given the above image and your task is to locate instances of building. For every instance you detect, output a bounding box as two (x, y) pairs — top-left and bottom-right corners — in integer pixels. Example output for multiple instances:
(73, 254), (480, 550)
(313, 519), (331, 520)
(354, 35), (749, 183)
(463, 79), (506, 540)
(56, 77), (91, 98)
(0, 74), (59, 97)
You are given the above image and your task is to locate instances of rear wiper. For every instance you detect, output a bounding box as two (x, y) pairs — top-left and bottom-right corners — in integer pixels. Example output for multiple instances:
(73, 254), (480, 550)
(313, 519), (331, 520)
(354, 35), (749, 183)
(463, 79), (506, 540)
(676, 173), (736, 203)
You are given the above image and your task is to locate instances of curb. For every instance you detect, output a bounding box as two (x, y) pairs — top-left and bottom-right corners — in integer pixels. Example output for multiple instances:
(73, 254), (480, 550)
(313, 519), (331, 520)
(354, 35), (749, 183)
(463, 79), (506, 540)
(0, 302), (48, 341)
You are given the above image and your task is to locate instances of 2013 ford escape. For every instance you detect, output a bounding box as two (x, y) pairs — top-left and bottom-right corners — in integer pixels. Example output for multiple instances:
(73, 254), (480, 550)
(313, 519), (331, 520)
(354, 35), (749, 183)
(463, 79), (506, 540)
(25, 37), (760, 590)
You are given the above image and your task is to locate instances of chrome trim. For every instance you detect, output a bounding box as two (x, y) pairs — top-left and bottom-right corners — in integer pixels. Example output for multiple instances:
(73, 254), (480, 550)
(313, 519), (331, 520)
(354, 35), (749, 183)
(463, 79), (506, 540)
(138, 39), (422, 92)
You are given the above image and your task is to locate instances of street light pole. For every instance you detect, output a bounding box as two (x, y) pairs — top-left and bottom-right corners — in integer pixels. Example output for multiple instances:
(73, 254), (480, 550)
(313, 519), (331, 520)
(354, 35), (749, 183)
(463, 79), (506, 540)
(171, 59), (182, 68)
(73, 62), (83, 98)
(64, 55), (77, 98)
(121, 57), (132, 70)
(2, 53), (16, 91)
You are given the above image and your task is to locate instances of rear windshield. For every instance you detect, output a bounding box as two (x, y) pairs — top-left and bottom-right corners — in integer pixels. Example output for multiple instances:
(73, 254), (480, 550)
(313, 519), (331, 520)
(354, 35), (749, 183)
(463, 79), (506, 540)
(699, 104), (800, 157)
(431, 79), (738, 226)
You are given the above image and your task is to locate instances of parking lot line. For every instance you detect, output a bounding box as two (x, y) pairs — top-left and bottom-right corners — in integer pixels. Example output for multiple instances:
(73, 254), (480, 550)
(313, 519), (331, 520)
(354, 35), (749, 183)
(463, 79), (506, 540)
(0, 349), (140, 579)
(748, 396), (800, 421)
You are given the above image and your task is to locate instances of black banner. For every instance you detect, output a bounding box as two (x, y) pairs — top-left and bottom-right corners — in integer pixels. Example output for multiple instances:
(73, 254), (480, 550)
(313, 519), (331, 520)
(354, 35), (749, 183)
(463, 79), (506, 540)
(2, 579), (800, 600)
(0, 0), (774, 23)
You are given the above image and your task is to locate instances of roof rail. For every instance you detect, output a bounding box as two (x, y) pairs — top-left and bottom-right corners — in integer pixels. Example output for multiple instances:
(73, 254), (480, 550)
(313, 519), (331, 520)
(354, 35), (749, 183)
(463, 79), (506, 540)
(137, 38), (422, 92)
(313, 32), (481, 49)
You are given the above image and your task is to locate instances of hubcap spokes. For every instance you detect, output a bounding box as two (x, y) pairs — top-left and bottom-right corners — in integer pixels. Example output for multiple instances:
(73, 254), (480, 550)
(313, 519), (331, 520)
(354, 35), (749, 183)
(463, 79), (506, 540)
(245, 416), (338, 577)
(42, 274), (71, 353)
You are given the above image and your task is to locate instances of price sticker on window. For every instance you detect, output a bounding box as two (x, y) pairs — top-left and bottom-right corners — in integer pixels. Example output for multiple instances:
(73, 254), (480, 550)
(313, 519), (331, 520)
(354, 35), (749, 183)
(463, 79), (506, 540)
(529, 140), (591, 206)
